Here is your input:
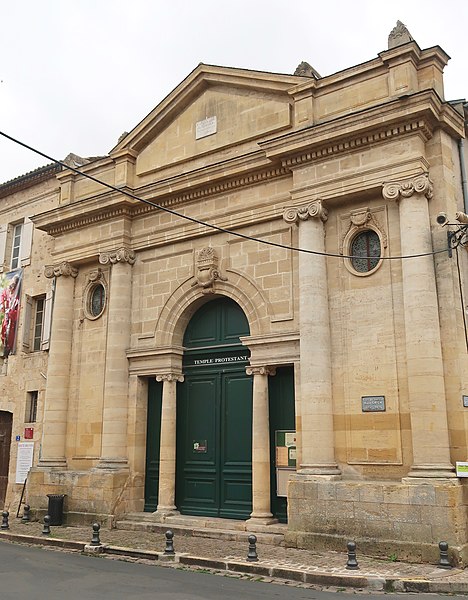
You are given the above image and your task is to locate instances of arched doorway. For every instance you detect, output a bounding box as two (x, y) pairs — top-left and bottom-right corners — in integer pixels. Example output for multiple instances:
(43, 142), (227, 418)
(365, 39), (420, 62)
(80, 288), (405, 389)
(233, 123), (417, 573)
(176, 297), (252, 519)
(0, 411), (13, 507)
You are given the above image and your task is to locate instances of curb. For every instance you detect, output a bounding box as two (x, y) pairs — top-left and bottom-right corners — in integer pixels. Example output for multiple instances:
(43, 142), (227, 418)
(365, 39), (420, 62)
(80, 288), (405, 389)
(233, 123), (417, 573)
(0, 531), (465, 593)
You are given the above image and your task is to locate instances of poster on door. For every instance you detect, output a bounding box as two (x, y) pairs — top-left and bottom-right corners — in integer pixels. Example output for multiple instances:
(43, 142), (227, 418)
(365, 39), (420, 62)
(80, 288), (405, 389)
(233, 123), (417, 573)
(0, 269), (23, 358)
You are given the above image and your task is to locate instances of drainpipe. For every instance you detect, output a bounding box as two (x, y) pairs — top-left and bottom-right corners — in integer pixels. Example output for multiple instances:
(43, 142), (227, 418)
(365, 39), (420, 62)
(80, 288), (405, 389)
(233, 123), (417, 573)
(459, 137), (468, 214)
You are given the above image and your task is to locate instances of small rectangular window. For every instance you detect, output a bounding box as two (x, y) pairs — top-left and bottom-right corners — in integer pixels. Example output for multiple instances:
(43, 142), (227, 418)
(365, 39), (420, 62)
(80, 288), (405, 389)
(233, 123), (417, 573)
(10, 223), (23, 270)
(33, 297), (45, 351)
(25, 391), (38, 423)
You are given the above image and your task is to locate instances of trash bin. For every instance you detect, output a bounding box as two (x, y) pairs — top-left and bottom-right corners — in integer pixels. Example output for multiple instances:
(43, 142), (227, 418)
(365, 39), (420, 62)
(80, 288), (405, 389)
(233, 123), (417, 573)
(46, 494), (66, 526)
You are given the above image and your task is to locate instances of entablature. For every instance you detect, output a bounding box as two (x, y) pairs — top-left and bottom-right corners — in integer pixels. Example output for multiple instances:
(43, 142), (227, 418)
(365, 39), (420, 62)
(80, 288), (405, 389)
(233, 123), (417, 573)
(260, 90), (464, 167)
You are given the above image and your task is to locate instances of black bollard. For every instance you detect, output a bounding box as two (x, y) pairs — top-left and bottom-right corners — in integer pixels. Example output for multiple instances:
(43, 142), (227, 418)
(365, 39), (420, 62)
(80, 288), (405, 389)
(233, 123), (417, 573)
(21, 505), (31, 523)
(1, 510), (9, 530)
(164, 530), (175, 555)
(247, 534), (258, 562)
(346, 541), (359, 570)
(438, 541), (452, 569)
(42, 515), (51, 536)
(91, 522), (101, 546)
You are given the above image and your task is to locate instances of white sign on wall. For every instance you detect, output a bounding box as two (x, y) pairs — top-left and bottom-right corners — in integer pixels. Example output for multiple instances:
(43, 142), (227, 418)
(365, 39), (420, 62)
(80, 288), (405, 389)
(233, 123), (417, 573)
(195, 116), (217, 139)
(15, 442), (34, 484)
(456, 462), (468, 478)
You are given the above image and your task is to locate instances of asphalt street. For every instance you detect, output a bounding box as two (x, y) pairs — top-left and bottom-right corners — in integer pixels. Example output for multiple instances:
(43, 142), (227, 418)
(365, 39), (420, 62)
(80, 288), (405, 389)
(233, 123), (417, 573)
(0, 540), (458, 600)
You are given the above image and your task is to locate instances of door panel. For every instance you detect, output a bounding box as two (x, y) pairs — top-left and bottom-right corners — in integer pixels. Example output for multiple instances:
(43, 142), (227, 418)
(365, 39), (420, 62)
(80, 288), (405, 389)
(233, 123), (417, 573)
(0, 412), (13, 508)
(176, 373), (219, 516)
(144, 379), (162, 512)
(220, 372), (252, 518)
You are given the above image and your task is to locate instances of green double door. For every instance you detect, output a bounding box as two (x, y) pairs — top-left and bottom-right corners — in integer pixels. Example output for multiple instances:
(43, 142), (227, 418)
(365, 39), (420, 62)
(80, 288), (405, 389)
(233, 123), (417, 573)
(176, 367), (252, 519)
(176, 297), (253, 519)
(144, 297), (295, 521)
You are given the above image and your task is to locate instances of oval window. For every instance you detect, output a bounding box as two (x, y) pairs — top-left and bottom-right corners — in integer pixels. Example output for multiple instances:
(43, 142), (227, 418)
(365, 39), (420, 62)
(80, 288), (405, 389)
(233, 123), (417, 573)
(350, 230), (381, 273)
(89, 283), (106, 318)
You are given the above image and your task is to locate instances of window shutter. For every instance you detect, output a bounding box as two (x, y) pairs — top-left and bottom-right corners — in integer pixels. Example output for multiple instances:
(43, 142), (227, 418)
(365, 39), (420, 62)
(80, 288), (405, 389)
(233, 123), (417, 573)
(0, 224), (7, 272)
(41, 289), (54, 351)
(20, 217), (34, 267)
(22, 295), (33, 351)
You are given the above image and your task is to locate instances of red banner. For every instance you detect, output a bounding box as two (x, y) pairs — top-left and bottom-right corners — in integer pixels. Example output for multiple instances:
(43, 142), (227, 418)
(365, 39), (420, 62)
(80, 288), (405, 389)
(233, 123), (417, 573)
(0, 269), (23, 357)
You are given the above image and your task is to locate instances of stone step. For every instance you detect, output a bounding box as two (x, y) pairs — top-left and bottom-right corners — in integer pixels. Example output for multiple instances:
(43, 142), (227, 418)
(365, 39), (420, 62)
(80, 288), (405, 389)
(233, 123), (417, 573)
(115, 515), (286, 546)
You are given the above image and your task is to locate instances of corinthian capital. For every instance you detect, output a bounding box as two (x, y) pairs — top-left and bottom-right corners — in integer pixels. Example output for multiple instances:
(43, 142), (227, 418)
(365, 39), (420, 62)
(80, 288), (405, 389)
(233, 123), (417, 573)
(155, 373), (184, 383)
(44, 261), (78, 279)
(382, 174), (433, 202)
(99, 248), (136, 265)
(283, 199), (328, 224)
(246, 366), (276, 377)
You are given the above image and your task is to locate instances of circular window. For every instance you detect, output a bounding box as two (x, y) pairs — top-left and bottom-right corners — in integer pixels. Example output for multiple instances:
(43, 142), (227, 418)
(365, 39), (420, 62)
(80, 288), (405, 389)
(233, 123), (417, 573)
(350, 230), (381, 273)
(88, 283), (106, 318)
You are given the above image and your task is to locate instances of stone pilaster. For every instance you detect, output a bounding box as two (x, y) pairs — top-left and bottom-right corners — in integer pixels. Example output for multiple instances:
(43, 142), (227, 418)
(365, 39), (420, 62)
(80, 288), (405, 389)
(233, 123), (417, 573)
(284, 201), (340, 476)
(382, 174), (455, 478)
(246, 365), (277, 524)
(155, 373), (184, 516)
(38, 261), (78, 468)
(96, 248), (135, 469)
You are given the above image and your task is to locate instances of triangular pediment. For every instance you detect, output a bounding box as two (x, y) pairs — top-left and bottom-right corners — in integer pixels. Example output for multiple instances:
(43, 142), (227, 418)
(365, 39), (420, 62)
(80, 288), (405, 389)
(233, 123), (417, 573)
(110, 64), (304, 178)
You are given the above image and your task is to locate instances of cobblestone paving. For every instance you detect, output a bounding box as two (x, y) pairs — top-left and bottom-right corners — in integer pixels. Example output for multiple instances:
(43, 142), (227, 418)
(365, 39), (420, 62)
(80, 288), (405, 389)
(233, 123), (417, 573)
(3, 519), (467, 584)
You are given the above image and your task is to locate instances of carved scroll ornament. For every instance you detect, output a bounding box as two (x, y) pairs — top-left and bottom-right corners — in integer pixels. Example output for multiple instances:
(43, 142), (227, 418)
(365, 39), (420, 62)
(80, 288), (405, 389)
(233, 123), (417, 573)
(339, 208), (388, 255)
(283, 199), (328, 224)
(155, 373), (184, 383)
(246, 366), (276, 377)
(191, 247), (227, 294)
(44, 261), (78, 279)
(99, 248), (136, 265)
(382, 174), (433, 202)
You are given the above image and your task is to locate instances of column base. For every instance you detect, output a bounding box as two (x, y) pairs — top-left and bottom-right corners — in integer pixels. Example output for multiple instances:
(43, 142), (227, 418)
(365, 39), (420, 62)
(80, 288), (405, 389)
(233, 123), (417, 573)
(96, 458), (129, 470)
(153, 507), (180, 521)
(403, 463), (457, 481)
(37, 458), (67, 469)
(298, 463), (341, 478)
(246, 515), (278, 526)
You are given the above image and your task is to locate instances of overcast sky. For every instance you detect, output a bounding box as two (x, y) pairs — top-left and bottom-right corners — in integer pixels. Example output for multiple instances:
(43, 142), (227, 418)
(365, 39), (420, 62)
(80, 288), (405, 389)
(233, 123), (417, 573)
(0, 0), (466, 184)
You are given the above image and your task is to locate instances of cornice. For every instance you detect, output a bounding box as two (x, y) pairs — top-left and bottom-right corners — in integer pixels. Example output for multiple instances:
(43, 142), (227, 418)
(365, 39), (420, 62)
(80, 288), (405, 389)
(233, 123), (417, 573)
(32, 200), (135, 236)
(281, 119), (431, 168)
(260, 90), (464, 167)
(0, 163), (60, 198)
(32, 159), (289, 236)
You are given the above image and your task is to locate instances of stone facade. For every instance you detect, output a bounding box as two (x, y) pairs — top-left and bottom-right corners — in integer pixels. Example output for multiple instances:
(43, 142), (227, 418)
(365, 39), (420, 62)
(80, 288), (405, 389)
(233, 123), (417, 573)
(2, 25), (468, 562)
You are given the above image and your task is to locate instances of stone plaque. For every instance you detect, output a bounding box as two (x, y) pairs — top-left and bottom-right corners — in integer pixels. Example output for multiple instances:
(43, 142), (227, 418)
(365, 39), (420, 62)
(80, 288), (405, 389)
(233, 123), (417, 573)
(196, 116), (217, 139)
(361, 395), (386, 412)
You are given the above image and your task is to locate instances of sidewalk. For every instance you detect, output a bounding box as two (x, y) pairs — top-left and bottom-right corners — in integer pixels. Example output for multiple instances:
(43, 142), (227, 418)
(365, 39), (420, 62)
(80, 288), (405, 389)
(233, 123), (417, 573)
(1, 519), (468, 593)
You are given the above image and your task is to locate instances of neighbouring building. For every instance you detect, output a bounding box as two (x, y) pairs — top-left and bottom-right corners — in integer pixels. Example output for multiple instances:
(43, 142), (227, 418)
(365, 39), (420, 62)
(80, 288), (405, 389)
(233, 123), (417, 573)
(2, 22), (468, 563)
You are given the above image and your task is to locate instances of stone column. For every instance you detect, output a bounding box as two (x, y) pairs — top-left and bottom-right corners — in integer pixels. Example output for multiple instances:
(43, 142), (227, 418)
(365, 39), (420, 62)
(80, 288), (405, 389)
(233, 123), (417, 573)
(284, 201), (340, 476)
(97, 248), (135, 469)
(156, 373), (184, 516)
(382, 174), (455, 478)
(246, 365), (277, 524)
(38, 261), (78, 468)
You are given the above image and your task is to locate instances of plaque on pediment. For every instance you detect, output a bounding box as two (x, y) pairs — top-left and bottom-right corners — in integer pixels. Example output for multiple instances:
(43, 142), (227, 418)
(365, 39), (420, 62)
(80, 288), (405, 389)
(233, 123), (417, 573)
(196, 116), (217, 139)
